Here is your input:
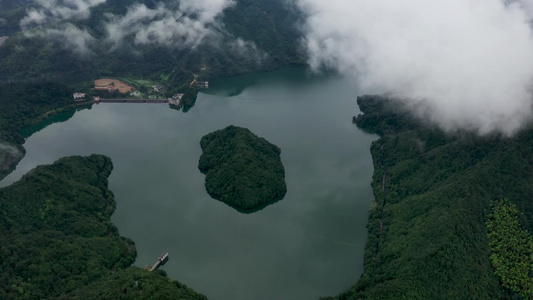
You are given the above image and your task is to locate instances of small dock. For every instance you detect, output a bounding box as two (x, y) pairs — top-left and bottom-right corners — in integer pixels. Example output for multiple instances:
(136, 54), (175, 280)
(149, 252), (169, 272)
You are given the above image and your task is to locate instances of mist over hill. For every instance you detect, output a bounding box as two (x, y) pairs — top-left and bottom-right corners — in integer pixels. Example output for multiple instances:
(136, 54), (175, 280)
(297, 0), (533, 135)
(3, 0), (533, 135)
(1, 0), (533, 299)
(0, 0), (304, 86)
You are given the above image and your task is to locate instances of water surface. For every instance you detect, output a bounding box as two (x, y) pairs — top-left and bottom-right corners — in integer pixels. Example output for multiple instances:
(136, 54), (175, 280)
(1, 68), (376, 299)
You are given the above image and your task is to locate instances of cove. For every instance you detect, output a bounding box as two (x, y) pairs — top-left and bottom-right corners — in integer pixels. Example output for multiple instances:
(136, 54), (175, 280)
(0, 67), (377, 300)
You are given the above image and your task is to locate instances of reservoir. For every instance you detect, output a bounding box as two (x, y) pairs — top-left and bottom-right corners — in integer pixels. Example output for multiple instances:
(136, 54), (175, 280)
(1, 67), (376, 299)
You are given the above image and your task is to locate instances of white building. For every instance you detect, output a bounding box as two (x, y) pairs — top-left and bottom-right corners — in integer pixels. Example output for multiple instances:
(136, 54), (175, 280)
(73, 93), (86, 100)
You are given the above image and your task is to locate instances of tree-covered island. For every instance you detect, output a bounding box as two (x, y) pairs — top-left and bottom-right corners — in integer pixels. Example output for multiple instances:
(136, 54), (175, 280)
(198, 125), (287, 212)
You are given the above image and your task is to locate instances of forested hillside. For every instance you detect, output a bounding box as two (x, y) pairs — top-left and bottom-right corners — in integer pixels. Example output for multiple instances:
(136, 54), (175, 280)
(0, 0), (32, 35)
(0, 82), (82, 179)
(331, 95), (533, 299)
(0, 0), (303, 87)
(0, 82), (73, 144)
(0, 155), (205, 299)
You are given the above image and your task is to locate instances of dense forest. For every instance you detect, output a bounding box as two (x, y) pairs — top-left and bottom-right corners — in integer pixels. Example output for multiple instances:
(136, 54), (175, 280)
(0, 155), (206, 299)
(199, 125), (287, 212)
(328, 95), (533, 299)
(0, 0), (303, 89)
(0, 0), (303, 116)
(0, 82), (74, 144)
(2, 0), (533, 298)
(0, 82), (86, 179)
(487, 199), (533, 298)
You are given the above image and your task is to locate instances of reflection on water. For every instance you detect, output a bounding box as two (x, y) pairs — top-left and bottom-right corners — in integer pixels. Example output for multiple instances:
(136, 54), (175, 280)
(1, 67), (376, 300)
(20, 110), (76, 138)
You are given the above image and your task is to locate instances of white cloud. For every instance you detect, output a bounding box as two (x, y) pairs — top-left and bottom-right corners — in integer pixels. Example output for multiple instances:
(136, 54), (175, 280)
(21, 0), (107, 28)
(19, 0), (239, 55)
(25, 23), (96, 55)
(298, 0), (533, 135)
(104, 0), (235, 48)
(20, 0), (101, 56)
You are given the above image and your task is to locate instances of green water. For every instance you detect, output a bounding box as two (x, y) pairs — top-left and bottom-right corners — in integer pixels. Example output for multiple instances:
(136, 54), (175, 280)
(1, 67), (377, 299)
